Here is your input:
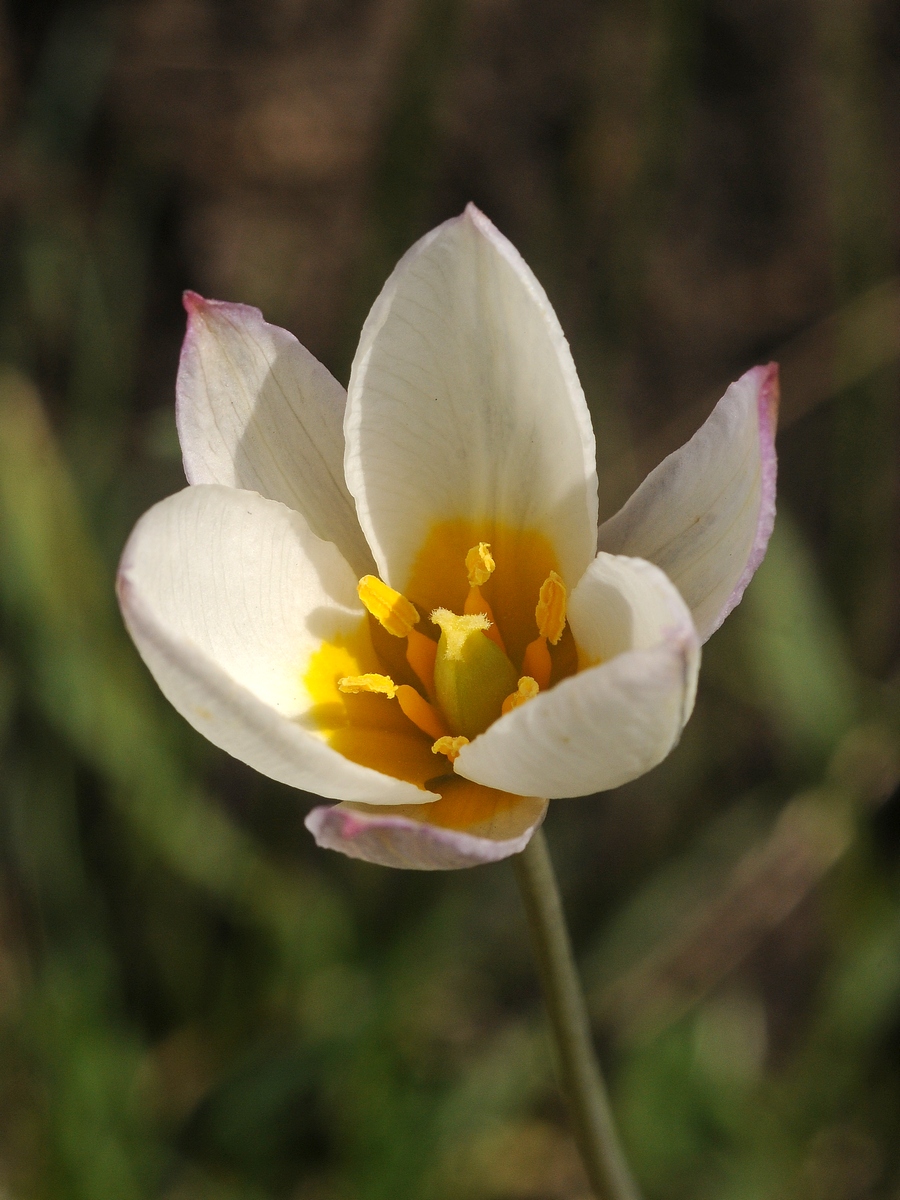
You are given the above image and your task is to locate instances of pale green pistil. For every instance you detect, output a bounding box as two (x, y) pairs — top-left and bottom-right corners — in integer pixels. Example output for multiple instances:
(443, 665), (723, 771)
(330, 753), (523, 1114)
(430, 608), (519, 739)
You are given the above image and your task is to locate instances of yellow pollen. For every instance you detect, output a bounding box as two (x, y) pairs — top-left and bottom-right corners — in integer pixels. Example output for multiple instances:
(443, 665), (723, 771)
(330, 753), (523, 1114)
(501, 676), (540, 715)
(430, 609), (491, 660)
(357, 575), (420, 637)
(535, 571), (567, 644)
(432, 735), (469, 763)
(338, 673), (399, 698)
(465, 542), (495, 587)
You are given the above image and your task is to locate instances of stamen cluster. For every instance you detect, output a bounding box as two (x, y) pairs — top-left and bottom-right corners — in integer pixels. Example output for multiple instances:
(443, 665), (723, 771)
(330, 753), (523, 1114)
(338, 544), (568, 763)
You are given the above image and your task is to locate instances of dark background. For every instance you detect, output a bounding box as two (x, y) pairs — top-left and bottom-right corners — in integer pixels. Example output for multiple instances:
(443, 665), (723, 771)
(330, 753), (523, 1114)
(0, 0), (899, 1196)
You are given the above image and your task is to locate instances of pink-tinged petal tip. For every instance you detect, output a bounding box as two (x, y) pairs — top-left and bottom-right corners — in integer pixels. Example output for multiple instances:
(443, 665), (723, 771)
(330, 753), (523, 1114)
(182, 289), (208, 316)
(759, 360), (780, 425)
(305, 799), (547, 871)
(716, 361), (779, 631)
(597, 360), (779, 642)
(175, 288), (374, 576)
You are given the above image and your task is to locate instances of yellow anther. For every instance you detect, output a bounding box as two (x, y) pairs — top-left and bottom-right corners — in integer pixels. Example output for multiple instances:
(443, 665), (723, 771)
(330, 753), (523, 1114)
(357, 575), (420, 637)
(501, 676), (540, 715)
(535, 571), (567, 644)
(465, 542), (495, 587)
(432, 735), (469, 763)
(338, 673), (398, 698)
(430, 609), (491, 660)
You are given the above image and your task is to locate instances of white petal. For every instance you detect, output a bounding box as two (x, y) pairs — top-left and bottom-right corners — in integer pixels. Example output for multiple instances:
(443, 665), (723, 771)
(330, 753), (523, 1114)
(344, 205), (598, 590)
(455, 553), (700, 798)
(305, 790), (547, 870)
(568, 552), (699, 674)
(597, 364), (778, 642)
(117, 484), (433, 805)
(176, 293), (374, 578)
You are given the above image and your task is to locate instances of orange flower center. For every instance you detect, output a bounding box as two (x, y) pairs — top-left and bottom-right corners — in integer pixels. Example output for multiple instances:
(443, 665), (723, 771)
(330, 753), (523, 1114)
(303, 520), (579, 824)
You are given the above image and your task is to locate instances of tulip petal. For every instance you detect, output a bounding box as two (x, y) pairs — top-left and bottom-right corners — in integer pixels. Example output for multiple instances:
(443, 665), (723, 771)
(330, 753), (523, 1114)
(455, 553), (699, 798)
(118, 484), (435, 805)
(597, 363), (778, 642)
(177, 293), (374, 577)
(345, 204), (598, 591)
(305, 785), (547, 870)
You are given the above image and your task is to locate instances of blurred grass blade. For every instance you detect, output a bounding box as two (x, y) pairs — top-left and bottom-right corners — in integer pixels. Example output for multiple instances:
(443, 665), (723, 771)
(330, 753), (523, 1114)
(0, 368), (345, 964)
(735, 510), (861, 763)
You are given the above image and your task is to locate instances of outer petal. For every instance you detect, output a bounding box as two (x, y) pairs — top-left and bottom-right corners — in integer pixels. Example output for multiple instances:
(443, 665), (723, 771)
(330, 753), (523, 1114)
(344, 204), (598, 590)
(597, 363), (778, 642)
(176, 292), (374, 578)
(305, 787), (547, 870)
(454, 553), (700, 798)
(117, 484), (434, 805)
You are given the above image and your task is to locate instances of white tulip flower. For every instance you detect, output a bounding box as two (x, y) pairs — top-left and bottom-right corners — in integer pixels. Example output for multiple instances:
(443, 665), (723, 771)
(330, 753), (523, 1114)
(117, 206), (777, 870)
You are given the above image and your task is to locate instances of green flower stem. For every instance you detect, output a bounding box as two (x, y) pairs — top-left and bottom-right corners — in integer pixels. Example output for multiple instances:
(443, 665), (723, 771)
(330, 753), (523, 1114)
(512, 827), (642, 1200)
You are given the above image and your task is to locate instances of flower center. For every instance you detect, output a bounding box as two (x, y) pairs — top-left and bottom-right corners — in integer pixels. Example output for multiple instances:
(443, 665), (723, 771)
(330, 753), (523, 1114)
(335, 541), (569, 764)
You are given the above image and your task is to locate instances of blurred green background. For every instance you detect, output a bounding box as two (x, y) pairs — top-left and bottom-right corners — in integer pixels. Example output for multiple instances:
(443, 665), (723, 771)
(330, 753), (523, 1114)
(0, 0), (899, 1196)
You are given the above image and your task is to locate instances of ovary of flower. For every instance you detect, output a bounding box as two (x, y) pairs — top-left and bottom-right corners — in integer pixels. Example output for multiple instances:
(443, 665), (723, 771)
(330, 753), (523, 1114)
(117, 204), (778, 871)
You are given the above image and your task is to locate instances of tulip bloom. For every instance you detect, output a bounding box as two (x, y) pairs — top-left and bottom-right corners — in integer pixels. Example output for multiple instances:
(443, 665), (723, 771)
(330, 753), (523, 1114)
(118, 206), (777, 870)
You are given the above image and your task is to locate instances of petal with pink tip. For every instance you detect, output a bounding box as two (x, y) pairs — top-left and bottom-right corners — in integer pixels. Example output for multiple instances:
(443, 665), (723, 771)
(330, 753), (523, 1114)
(597, 363), (778, 642)
(177, 293), (374, 577)
(305, 789), (547, 870)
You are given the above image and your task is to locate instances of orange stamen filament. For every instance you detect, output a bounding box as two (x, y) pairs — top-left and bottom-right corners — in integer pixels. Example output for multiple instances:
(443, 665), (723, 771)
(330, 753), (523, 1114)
(522, 637), (552, 690)
(338, 673), (448, 740)
(396, 685), (449, 740)
(464, 585), (505, 651)
(406, 628), (438, 697)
